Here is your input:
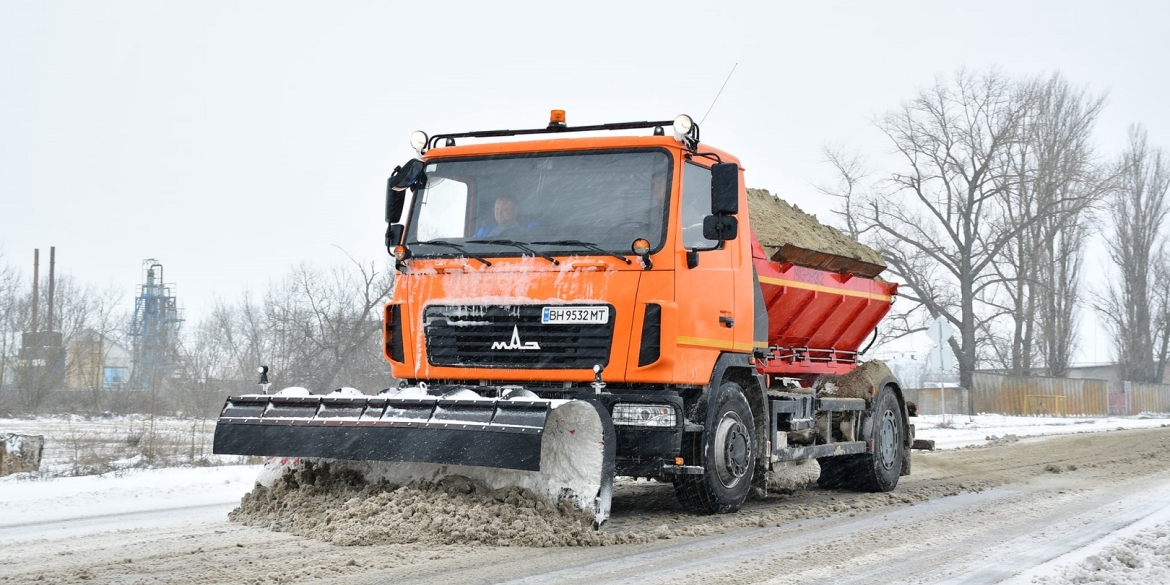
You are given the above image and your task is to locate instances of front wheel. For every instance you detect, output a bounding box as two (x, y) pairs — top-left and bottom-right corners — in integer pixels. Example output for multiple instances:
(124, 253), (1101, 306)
(674, 381), (756, 514)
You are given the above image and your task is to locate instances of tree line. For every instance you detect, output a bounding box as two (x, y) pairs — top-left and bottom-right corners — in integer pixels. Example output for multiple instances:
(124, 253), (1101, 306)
(0, 251), (394, 417)
(823, 68), (1170, 389)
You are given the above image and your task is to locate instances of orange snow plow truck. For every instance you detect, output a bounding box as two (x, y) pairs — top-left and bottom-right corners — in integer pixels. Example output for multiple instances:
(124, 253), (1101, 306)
(214, 112), (913, 526)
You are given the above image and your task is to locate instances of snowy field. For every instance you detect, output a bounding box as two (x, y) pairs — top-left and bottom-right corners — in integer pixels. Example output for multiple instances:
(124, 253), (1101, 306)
(3, 414), (1170, 582)
(913, 412), (1170, 450)
(0, 414), (246, 477)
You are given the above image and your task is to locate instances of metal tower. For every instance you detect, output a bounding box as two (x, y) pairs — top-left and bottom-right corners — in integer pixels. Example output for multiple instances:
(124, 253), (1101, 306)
(129, 260), (183, 388)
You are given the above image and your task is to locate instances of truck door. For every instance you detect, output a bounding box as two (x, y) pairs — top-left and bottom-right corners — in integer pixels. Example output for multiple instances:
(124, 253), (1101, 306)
(674, 162), (738, 379)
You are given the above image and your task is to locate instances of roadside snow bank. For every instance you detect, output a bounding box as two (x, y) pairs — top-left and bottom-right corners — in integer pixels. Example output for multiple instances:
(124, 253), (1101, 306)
(0, 465), (261, 528)
(1034, 522), (1170, 584)
(915, 414), (1170, 449)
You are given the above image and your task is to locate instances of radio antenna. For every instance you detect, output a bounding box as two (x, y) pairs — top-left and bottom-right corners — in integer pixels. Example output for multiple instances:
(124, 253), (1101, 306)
(699, 63), (738, 125)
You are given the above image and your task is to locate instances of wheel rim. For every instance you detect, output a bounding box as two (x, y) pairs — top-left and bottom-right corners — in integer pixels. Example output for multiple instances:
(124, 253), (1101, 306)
(714, 412), (751, 488)
(878, 409), (900, 470)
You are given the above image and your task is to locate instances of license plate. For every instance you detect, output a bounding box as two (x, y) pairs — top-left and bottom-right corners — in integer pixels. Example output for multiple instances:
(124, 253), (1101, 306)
(541, 306), (609, 324)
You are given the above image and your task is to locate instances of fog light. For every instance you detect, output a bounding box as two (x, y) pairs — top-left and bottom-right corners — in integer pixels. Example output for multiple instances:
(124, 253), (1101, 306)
(632, 238), (651, 255)
(612, 403), (676, 427)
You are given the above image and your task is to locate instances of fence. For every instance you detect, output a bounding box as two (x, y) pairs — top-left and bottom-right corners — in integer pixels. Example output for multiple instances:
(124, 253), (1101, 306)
(1123, 382), (1170, 416)
(970, 373), (1109, 416)
(902, 387), (967, 416)
(950, 374), (1170, 417)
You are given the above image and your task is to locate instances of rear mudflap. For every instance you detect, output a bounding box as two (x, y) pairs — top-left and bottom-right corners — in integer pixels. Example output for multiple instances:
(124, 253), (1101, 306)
(215, 389), (616, 526)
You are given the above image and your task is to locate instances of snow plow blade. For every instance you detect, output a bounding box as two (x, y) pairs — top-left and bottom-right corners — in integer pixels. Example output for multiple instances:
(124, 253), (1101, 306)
(213, 389), (616, 525)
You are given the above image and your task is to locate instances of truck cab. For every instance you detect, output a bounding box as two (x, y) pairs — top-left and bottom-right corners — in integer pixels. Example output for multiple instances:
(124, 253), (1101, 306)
(386, 121), (755, 391)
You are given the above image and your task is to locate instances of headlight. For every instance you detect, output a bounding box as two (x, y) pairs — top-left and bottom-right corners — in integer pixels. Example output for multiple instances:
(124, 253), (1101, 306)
(612, 403), (677, 427)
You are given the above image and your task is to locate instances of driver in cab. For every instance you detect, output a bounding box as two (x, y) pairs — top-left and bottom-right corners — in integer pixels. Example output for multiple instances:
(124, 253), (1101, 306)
(474, 195), (523, 237)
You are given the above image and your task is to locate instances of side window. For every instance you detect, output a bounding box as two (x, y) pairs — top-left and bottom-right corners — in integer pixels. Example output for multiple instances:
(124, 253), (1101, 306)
(414, 178), (469, 241)
(681, 163), (717, 248)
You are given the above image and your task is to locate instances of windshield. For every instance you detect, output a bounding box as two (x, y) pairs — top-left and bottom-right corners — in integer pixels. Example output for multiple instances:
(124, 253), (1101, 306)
(405, 150), (672, 257)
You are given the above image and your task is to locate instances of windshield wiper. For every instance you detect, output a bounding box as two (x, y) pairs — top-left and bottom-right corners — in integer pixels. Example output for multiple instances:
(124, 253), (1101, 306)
(407, 240), (492, 266)
(467, 240), (560, 265)
(531, 240), (632, 264)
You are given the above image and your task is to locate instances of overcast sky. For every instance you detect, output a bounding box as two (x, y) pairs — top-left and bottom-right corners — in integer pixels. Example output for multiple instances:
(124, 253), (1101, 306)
(2, 1), (1167, 364)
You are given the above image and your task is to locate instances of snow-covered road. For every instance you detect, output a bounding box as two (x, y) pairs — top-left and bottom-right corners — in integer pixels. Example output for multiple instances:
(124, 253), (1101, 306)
(0, 465), (260, 542)
(1, 418), (1169, 584)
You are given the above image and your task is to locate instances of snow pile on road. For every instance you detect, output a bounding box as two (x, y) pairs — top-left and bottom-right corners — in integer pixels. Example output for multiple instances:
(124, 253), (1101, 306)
(1034, 521), (1170, 584)
(229, 459), (993, 548)
(229, 461), (645, 547)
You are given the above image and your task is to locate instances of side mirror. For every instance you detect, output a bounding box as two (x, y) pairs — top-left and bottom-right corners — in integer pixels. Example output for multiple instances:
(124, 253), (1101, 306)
(702, 215), (738, 241)
(386, 223), (405, 247)
(386, 179), (406, 223)
(386, 158), (428, 223)
(710, 162), (739, 215)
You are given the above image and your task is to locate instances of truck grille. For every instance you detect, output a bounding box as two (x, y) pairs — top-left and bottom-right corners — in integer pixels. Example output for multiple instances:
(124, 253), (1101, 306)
(424, 304), (614, 369)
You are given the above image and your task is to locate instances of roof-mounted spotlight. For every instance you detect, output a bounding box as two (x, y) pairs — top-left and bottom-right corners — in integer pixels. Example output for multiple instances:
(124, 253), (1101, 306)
(671, 114), (699, 150)
(409, 130), (429, 155)
(672, 115), (694, 140)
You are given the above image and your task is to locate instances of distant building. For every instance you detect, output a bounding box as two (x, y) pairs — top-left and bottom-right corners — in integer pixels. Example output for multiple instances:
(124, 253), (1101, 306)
(1063, 363), (1120, 384)
(65, 329), (132, 390)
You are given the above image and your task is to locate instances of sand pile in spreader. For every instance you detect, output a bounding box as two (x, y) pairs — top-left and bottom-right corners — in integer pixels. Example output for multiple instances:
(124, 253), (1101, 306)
(229, 461), (646, 547)
(747, 187), (885, 267)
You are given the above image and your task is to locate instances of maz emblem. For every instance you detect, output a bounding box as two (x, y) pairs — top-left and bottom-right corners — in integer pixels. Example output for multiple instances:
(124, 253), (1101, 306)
(491, 326), (541, 350)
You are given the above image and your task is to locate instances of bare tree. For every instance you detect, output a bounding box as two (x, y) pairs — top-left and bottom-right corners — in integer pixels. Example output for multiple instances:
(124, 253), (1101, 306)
(1152, 255), (1170, 381)
(0, 250), (20, 393)
(179, 256), (395, 396)
(858, 69), (1041, 391)
(0, 251), (22, 414)
(1100, 125), (1170, 383)
(264, 256), (394, 392)
(992, 74), (1107, 376)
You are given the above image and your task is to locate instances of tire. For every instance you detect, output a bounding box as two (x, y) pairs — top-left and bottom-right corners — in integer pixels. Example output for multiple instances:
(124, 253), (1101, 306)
(674, 381), (756, 513)
(817, 384), (904, 492)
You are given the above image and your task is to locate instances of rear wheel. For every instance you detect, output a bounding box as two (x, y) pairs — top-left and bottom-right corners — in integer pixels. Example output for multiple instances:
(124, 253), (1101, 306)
(817, 384), (904, 492)
(674, 381), (756, 513)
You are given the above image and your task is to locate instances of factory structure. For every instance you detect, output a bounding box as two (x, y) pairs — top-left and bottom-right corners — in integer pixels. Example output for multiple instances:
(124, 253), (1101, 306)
(6, 252), (182, 392)
(128, 260), (183, 388)
(14, 248), (67, 392)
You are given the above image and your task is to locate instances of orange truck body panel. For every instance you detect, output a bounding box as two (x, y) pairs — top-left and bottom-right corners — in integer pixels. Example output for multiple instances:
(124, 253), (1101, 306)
(384, 134), (893, 385)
